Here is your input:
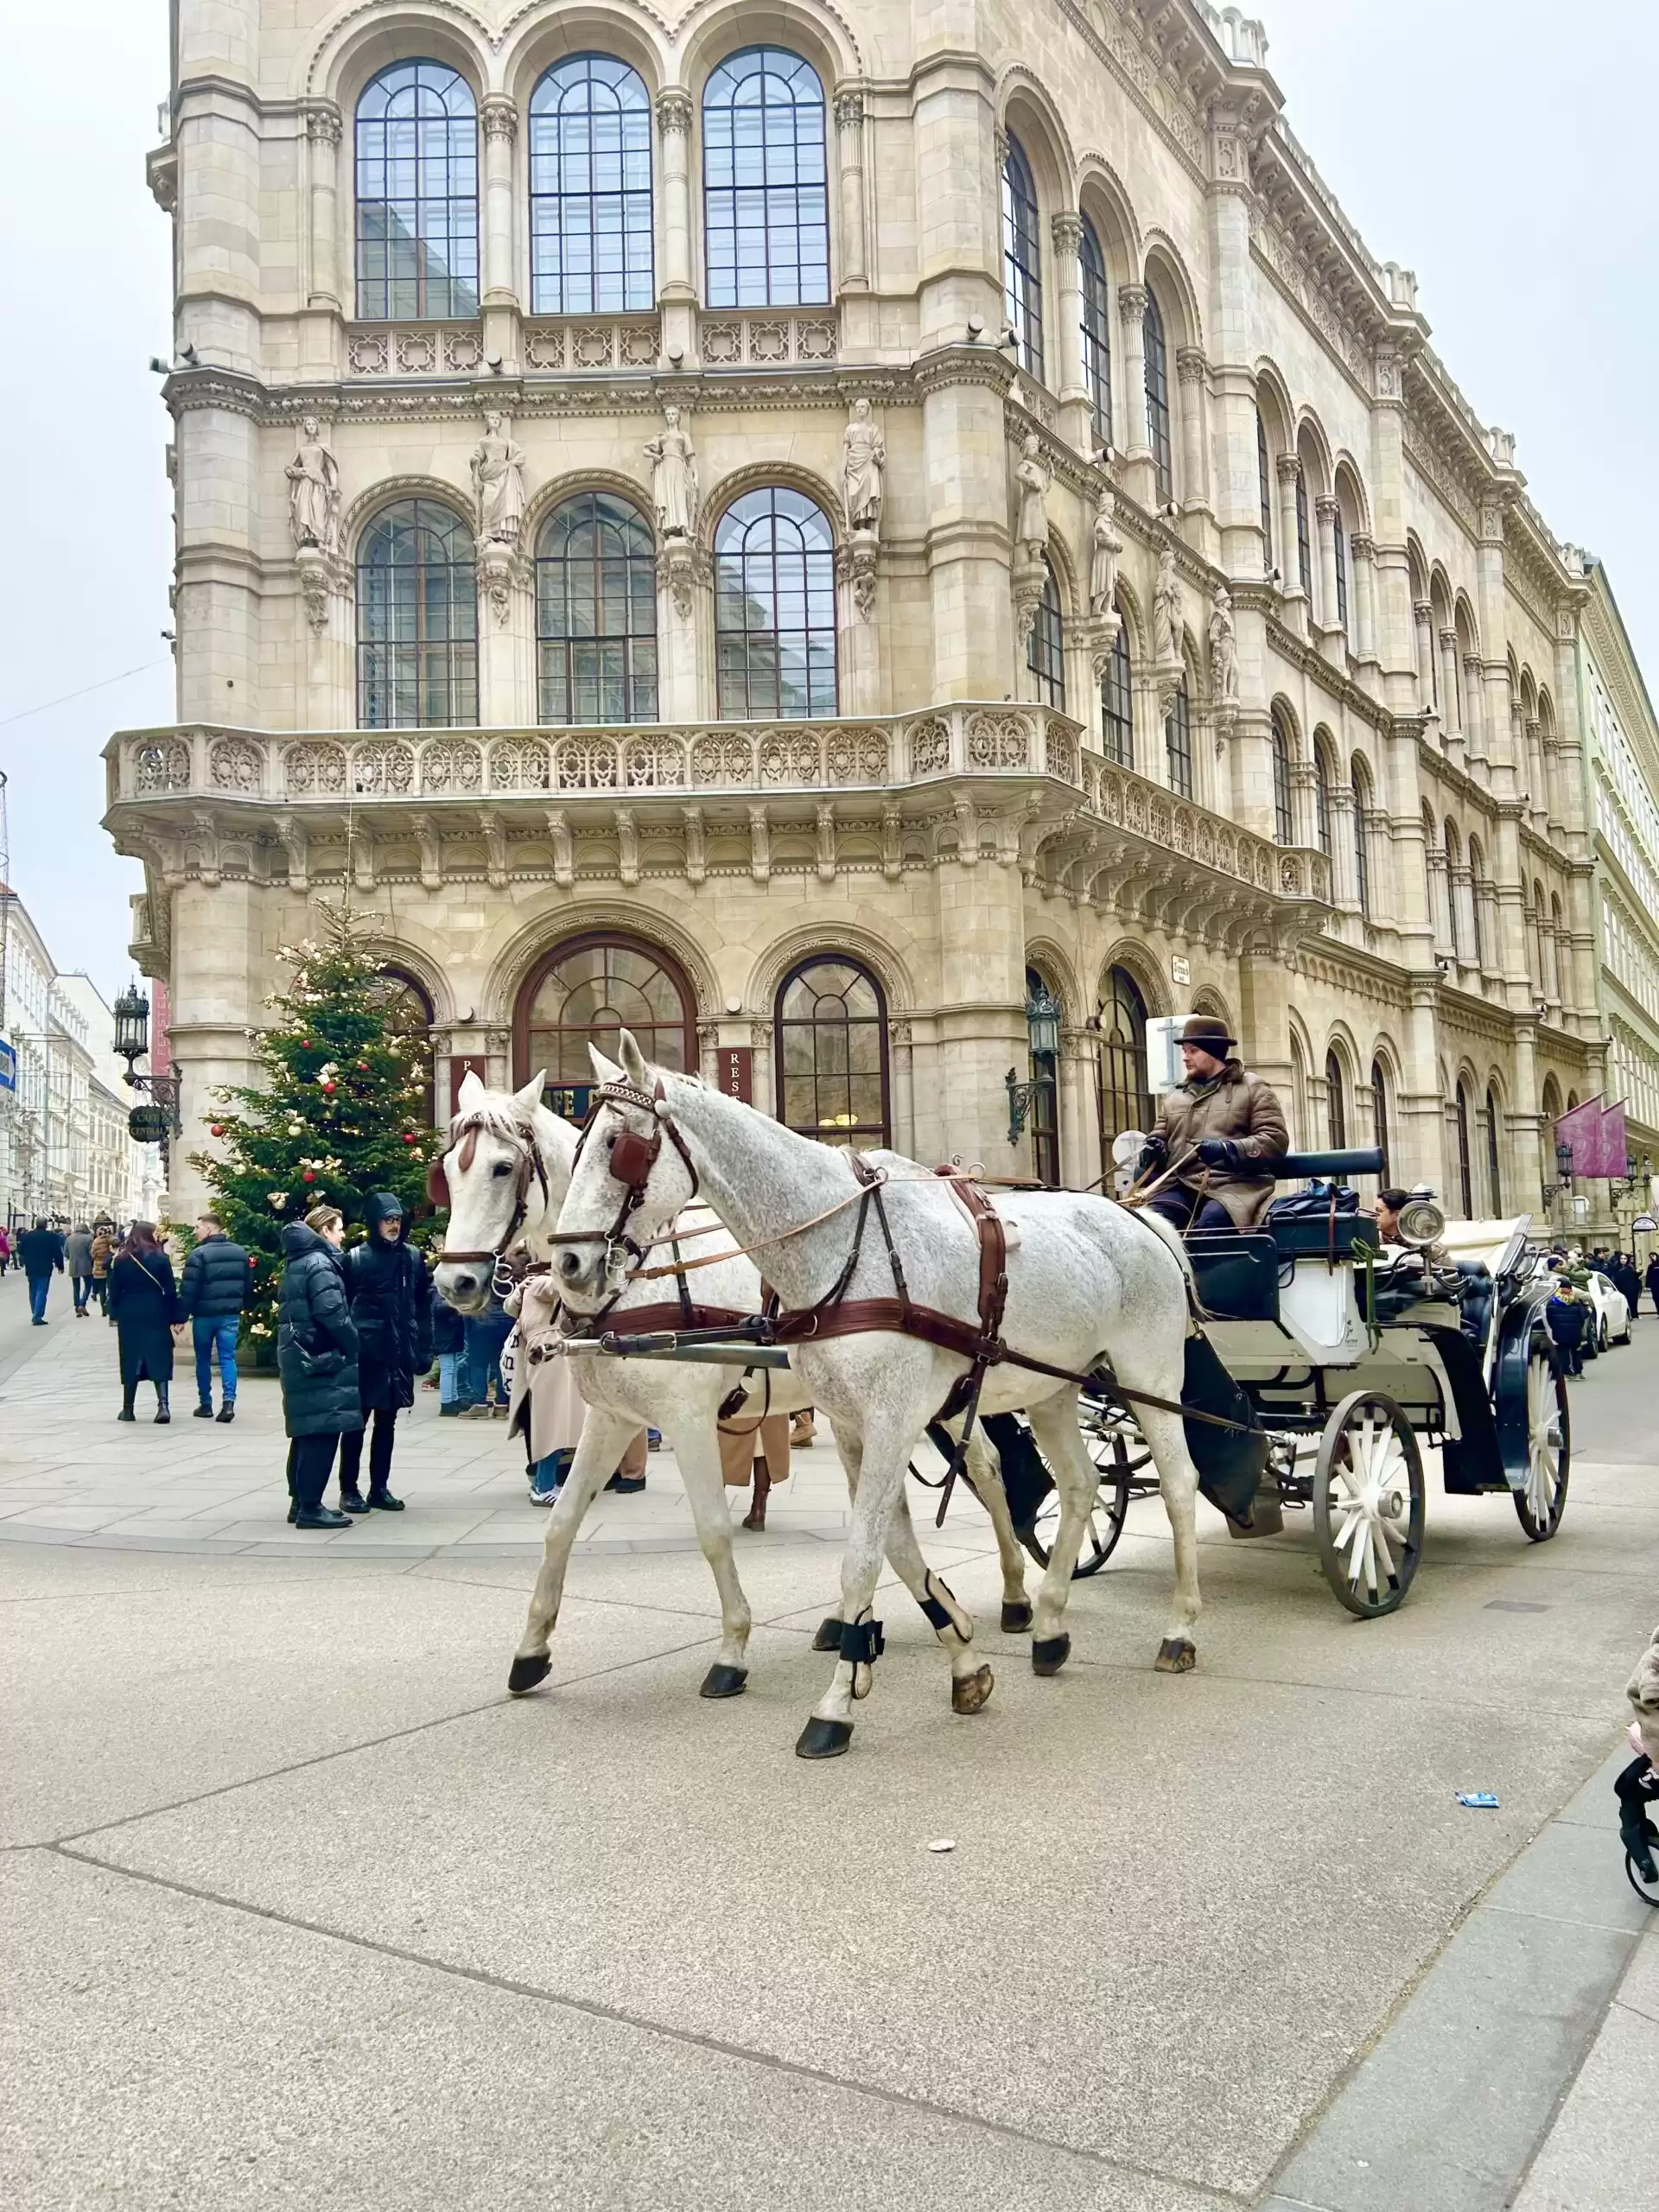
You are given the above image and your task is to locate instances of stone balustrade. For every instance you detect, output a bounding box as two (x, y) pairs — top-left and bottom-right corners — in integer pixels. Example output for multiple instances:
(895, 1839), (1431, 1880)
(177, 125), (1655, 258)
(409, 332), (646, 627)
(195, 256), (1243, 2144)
(696, 311), (839, 367)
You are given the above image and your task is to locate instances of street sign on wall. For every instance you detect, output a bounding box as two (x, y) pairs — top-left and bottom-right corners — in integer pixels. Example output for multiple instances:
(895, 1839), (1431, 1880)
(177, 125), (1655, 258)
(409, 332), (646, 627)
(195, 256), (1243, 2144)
(0, 1039), (15, 1093)
(716, 1046), (753, 1104)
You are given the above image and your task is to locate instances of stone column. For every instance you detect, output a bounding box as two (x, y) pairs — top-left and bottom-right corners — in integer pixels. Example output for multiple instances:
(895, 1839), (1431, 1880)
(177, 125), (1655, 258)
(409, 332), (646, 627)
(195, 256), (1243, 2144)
(919, 365), (1014, 699)
(1328, 782), (1359, 911)
(1426, 836), (1452, 957)
(1315, 494), (1341, 649)
(1176, 349), (1210, 517)
(835, 90), (868, 289)
(1463, 652), (1487, 769)
(656, 91), (697, 365)
(1351, 533), (1378, 667)
(1117, 284), (1151, 482)
(1275, 454), (1307, 626)
(1367, 343), (1417, 710)
(480, 99), (518, 305)
(304, 105), (342, 309)
(1413, 601), (1436, 707)
(1440, 629), (1465, 764)
(1050, 213), (1090, 444)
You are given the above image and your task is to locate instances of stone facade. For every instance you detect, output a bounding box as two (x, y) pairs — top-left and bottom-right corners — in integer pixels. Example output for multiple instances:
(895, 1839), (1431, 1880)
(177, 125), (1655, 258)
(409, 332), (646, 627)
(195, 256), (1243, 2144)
(111, 0), (1639, 1222)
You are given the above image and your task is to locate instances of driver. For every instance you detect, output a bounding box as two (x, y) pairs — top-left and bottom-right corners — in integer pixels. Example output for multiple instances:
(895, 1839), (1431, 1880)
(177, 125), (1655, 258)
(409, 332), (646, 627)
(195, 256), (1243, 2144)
(1139, 1015), (1288, 1233)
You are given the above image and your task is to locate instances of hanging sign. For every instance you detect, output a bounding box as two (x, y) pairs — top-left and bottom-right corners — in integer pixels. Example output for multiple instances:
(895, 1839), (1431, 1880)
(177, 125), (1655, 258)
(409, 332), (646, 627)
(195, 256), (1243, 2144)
(0, 1039), (15, 1093)
(1632, 1214), (1657, 1233)
(717, 1046), (753, 1104)
(128, 1104), (171, 1144)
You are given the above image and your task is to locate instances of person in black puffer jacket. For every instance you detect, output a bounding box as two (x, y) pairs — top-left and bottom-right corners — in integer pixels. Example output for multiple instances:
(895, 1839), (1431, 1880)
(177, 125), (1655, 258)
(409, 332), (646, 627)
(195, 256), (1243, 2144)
(178, 1212), (251, 1421)
(277, 1206), (362, 1530)
(335, 1192), (432, 1513)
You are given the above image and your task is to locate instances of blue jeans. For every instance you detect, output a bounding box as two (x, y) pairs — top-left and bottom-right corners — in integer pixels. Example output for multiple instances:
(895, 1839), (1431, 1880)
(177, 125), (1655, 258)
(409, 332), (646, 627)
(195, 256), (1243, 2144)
(73, 1274), (92, 1313)
(464, 1311), (512, 1406)
(437, 1350), (466, 1406)
(28, 1274), (51, 1321)
(193, 1314), (239, 1405)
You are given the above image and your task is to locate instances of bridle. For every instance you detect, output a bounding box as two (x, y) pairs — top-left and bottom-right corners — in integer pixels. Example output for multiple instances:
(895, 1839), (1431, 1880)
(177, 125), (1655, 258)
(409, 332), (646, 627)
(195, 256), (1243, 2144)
(549, 1077), (702, 1287)
(431, 1109), (553, 1294)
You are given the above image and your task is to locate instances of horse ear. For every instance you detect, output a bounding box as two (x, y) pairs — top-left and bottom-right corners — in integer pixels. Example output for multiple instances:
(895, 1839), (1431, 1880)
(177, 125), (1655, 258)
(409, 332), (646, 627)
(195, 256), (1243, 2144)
(619, 1029), (650, 1090)
(457, 1069), (486, 1110)
(512, 1071), (545, 1116)
(425, 1158), (450, 1209)
(589, 1043), (624, 1086)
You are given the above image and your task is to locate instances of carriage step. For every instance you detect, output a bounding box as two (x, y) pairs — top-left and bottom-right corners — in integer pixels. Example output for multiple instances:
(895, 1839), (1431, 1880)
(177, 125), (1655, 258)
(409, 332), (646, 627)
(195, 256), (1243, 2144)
(1227, 1491), (1285, 1539)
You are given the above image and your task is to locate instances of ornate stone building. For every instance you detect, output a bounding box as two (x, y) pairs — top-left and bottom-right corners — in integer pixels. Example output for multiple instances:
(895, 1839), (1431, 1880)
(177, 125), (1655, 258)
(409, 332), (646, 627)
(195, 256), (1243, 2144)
(110, 0), (1629, 1221)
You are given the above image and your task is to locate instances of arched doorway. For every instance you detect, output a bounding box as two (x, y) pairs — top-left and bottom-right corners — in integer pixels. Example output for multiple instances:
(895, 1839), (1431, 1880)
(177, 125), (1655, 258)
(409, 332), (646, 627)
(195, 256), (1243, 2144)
(514, 933), (696, 1118)
(1096, 965), (1152, 1183)
(1025, 964), (1063, 1190)
(773, 957), (890, 1145)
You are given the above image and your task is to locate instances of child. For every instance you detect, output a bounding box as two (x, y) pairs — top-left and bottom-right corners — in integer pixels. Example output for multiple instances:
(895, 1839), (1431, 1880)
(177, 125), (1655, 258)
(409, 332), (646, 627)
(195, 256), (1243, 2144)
(1545, 1279), (1586, 1376)
(1618, 1626), (1659, 1884)
(429, 1273), (469, 1414)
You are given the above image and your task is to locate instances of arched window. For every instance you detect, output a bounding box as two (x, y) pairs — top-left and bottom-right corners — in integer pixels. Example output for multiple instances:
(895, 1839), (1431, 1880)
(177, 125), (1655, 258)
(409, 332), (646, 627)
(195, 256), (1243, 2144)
(1454, 1082), (1473, 1217)
(1101, 616), (1133, 767)
(1257, 410), (1274, 569)
(1097, 965), (1152, 1175)
(1314, 741), (1333, 856)
(529, 56), (653, 315)
(1485, 1085), (1503, 1214)
(1370, 1058), (1391, 1179)
(517, 934), (695, 1115)
(714, 487), (837, 719)
(1351, 762), (1371, 918)
(1333, 512), (1349, 634)
(1325, 1049), (1348, 1153)
(775, 957), (890, 1146)
(702, 48), (829, 308)
(1165, 678), (1192, 798)
(1027, 561), (1065, 709)
(536, 492), (658, 724)
(1270, 709), (1294, 845)
(1294, 465), (1312, 593)
(1468, 838), (1487, 969)
(381, 969), (436, 1128)
(1079, 218), (1111, 440)
(1143, 289), (1173, 501)
(355, 62), (479, 322)
(1025, 965), (1063, 1189)
(356, 500), (477, 729)
(1001, 133), (1045, 379)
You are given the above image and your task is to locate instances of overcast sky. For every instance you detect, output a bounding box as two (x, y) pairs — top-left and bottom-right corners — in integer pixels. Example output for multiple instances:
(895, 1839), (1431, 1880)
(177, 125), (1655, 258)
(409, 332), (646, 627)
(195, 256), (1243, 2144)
(0, 1), (1652, 1009)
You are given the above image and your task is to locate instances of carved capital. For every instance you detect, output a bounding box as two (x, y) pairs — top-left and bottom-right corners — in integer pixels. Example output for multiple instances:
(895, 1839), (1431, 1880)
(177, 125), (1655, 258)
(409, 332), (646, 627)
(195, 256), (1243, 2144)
(1351, 532), (1376, 561)
(1315, 493), (1340, 526)
(656, 88), (694, 137)
(833, 88), (865, 130)
(993, 124), (1010, 171)
(1374, 348), (1402, 401)
(1414, 600), (1433, 624)
(836, 531), (879, 622)
(1175, 346), (1207, 387)
(1440, 627), (1459, 652)
(481, 97), (518, 144)
(304, 104), (343, 149)
(1050, 211), (1084, 256)
(1275, 451), (1302, 485)
(1116, 283), (1149, 323)
(478, 543), (528, 626)
(664, 537), (710, 621)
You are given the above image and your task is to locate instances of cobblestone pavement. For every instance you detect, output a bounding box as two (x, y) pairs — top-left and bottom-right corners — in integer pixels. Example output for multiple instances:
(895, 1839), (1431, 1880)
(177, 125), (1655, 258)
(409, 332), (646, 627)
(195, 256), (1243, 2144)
(3, 1276), (1656, 2210)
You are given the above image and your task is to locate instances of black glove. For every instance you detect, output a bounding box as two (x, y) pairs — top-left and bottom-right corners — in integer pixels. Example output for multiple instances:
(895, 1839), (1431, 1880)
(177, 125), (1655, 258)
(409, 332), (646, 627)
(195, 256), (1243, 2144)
(1137, 1135), (1168, 1177)
(1196, 1137), (1241, 1169)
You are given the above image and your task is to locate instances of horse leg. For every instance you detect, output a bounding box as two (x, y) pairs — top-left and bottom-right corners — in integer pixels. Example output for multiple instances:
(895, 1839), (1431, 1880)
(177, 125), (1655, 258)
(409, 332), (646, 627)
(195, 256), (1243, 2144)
(671, 1418), (755, 1700)
(797, 1412), (914, 1760)
(878, 1484), (995, 1716)
(509, 1403), (641, 1694)
(1023, 1390), (1099, 1676)
(960, 1426), (1033, 1633)
(1135, 1402), (1204, 1674)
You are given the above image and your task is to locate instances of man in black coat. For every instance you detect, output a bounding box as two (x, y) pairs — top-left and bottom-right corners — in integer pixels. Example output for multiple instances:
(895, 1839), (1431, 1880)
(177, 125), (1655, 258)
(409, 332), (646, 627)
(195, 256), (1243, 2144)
(336, 1192), (432, 1513)
(276, 1207), (363, 1530)
(178, 1212), (251, 1421)
(16, 1218), (64, 1325)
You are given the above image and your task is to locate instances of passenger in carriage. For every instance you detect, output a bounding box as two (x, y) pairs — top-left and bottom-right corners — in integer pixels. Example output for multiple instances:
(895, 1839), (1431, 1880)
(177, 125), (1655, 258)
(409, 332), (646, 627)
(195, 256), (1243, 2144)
(1138, 1016), (1289, 1234)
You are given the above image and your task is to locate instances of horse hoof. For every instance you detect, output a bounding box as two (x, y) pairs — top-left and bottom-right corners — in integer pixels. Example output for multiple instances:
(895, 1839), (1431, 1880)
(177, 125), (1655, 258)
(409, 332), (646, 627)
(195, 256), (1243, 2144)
(810, 1616), (845, 1653)
(699, 1663), (748, 1700)
(507, 1653), (551, 1695)
(796, 1717), (854, 1759)
(1154, 1637), (1198, 1675)
(1000, 1600), (1033, 1634)
(951, 1663), (995, 1715)
(1031, 1633), (1071, 1677)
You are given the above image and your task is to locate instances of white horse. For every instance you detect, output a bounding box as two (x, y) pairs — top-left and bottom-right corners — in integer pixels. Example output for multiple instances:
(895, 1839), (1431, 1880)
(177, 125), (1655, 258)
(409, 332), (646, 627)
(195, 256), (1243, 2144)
(550, 1033), (1208, 1759)
(429, 1071), (1033, 1705)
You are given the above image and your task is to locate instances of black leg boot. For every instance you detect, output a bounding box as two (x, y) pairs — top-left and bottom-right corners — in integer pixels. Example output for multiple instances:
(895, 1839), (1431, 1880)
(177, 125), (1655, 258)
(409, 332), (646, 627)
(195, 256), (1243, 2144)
(118, 1386), (137, 1422)
(155, 1382), (171, 1425)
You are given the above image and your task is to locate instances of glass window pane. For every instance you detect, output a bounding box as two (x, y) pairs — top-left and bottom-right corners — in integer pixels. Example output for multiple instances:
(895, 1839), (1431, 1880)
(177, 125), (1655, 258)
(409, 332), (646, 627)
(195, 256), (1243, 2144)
(356, 498), (478, 729)
(713, 487), (838, 720)
(702, 48), (830, 308)
(355, 61), (480, 321)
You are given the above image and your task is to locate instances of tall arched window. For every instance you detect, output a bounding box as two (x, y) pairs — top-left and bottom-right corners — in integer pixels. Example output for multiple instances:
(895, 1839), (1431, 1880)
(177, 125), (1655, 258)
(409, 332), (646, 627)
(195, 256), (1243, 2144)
(702, 49), (829, 308)
(1143, 289), (1173, 500)
(715, 486), (837, 719)
(517, 934), (695, 1115)
(1079, 217), (1112, 440)
(1333, 512), (1349, 634)
(1454, 1082), (1473, 1217)
(1025, 965), (1063, 1189)
(1001, 132), (1045, 379)
(1370, 1058), (1391, 1179)
(1270, 709), (1294, 844)
(775, 957), (890, 1146)
(1257, 410), (1274, 569)
(536, 492), (658, 724)
(1485, 1085), (1503, 1214)
(1314, 741), (1333, 855)
(1097, 966), (1152, 1175)
(1101, 616), (1133, 766)
(1468, 837), (1487, 969)
(356, 500), (477, 729)
(381, 969), (437, 1128)
(1351, 761), (1371, 918)
(1165, 678), (1192, 798)
(1325, 1049), (1348, 1152)
(1294, 466), (1312, 593)
(355, 62), (479, 322)
(1027, 561), (1065, 710)
(529, 56), (653, 315)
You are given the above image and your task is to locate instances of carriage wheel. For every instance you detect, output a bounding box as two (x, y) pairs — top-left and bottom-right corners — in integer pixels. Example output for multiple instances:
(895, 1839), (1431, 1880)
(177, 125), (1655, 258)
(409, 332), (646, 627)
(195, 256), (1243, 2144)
(1020, 1429), (1134, 1579)
(1514, 1338), (1570, 1542)
(1312, 1392), (1425, 1618)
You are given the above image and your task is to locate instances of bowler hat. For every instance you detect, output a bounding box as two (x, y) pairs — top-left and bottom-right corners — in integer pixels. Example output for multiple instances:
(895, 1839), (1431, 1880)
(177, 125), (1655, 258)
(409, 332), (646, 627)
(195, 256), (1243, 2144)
(1178, 1014), (1236, 1052)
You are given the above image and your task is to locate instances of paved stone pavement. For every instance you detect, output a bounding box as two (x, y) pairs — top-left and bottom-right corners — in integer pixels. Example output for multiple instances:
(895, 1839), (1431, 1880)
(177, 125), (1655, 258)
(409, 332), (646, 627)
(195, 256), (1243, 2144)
(3, 1279), (1657, 2209)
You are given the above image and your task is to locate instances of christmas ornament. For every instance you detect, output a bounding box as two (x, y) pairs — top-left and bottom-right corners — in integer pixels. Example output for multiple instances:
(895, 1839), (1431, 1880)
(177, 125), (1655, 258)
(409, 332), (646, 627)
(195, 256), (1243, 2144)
(210, 1123), (225, 1137)
(302, 1169), (316, 1184)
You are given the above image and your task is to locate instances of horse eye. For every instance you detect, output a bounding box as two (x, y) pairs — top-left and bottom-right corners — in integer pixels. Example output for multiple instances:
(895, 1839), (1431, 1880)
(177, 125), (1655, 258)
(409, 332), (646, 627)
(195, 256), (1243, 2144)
(492, 1161), (512, 1178)
(604, 1132), (617, 1152)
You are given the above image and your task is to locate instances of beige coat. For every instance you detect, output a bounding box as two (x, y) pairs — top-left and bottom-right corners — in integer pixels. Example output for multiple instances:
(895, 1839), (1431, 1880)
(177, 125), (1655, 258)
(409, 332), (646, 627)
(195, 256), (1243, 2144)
(506, 1274), (644, 1472)
(1628, 1626), (1659, 1767)
(1152, 1061), (1290, 1228)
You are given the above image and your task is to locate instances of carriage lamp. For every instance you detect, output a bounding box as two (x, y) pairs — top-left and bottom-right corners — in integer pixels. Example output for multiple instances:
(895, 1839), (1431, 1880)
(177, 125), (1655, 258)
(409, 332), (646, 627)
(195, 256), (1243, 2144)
(113, 980), (183, 1139)
(1005, 984), (1063, 1147)
(113, 983), (150, 1067)
(1554, 1140), (1574, 1190)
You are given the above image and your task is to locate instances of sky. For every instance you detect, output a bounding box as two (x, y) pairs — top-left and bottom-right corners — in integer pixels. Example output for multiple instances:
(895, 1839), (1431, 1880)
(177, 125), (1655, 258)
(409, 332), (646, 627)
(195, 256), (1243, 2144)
(0, 0), (1653, 1007)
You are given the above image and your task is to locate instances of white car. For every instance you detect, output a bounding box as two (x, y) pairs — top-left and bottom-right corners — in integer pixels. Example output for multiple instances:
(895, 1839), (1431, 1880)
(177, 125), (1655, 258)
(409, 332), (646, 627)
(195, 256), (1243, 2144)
(1580, 1268), (1633, 1351)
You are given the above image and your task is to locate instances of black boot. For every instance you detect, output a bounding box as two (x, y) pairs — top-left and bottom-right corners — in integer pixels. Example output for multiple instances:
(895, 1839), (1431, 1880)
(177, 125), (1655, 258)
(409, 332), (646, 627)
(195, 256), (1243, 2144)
(155, 1384), (170, 1425)
(118, 1387), (137, 1423)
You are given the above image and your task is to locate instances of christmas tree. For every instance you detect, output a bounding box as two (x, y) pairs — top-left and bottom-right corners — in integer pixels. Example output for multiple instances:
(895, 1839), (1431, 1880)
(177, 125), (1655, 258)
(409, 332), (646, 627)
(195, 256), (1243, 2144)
(188, 903), (438, 1353)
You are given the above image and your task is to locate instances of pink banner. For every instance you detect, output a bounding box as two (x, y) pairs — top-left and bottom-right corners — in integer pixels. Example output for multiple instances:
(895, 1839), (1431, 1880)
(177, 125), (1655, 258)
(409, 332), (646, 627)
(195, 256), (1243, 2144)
(1593, 1100), (1630, 1180)
(1554, 1097), (1602, 1179)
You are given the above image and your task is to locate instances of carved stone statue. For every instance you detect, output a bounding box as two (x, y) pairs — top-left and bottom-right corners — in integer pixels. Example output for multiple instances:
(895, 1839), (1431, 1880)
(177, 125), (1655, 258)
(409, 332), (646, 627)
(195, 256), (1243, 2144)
(1153, 545), (1182, 666)
(645, 405), (699, 540)
(1090, 493), (1123, 616)
(286, 416), (339, 553)
(842, 398), (886, 535)
(470, 410), (528, 550)
(1208, 585), (1239, 708)
(1014, 432), (1051, 559)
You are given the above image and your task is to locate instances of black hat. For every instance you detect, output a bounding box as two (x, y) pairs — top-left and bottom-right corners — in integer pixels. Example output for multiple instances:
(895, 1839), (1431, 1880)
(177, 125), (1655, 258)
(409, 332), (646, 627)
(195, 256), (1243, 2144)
(1178, 1014), (1236, 1052)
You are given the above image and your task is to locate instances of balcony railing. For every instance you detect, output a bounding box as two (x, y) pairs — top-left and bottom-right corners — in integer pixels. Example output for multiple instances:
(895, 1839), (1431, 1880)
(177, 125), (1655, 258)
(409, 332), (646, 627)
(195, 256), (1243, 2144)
(697, 311), (838, 367)
(107, 708), (1330, 903)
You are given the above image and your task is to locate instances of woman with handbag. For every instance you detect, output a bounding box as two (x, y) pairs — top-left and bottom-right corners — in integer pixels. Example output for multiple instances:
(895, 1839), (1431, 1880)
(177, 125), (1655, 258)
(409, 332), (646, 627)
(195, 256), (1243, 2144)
(276, 1205), (363, 1530)
(109, 1222), (182, 1422)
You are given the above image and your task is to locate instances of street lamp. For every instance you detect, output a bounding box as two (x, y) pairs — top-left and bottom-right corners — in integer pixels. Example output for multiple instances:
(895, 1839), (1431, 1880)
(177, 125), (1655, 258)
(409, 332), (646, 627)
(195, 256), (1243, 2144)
(1554, 1140), (1573, 1189)
(1005, 984), (1063, 1146)
(112, 981), (181, 1141)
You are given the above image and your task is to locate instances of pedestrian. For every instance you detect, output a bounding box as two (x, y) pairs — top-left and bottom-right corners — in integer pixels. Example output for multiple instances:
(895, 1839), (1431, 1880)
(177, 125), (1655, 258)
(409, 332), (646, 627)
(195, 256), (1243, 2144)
(1544, 1279), (1586, 1377)
(430, 1271), (469, 1414)
(335, 1192), (430, 1513)
(463, 1287), (514, 1417)
(1613, 1253), (1642, 1323)
(177, 1211), (249, 1421)
(0, 1224), (11, 1275)
(506, 1273), (647, 1504)
(64, 1222), (95, 1316)
(16, 1217), (65, 1325)
(1647, 1254), (1659, 1319)
(721, 1406), (792, 1529)
(276, 1204), (361, 1531)
(89, 1220), (115, 1316)
(108, 1222), (181, 1422)
(1617, 1624), (1659, 1884)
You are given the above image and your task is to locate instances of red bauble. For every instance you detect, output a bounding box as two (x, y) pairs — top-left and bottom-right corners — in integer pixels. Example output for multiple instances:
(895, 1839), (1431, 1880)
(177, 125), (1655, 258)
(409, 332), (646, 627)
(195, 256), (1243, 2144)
(209, 1123), (226, 1137)
(402, 1132), (418, 1145)
(321, 1081), (336, 1094)
(302, 1169), (317, 1183)
(357, 1060), (369, 1070)
(302, 1040), (313, 1049)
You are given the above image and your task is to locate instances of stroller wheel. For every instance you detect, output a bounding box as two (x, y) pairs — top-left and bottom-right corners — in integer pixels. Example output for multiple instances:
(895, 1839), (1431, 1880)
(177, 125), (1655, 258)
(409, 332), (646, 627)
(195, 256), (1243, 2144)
(1624, 1851), (1659, 1907)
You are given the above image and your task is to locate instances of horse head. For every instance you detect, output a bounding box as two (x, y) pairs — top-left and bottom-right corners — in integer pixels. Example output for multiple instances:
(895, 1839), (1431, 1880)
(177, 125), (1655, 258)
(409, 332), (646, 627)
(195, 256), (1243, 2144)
(433, 1069), (577, 1313)
(550, 1032), (701, 1311)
